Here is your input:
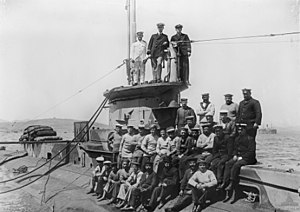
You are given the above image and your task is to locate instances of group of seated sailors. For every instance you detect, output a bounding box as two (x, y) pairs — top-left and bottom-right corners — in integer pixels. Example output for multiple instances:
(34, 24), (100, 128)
(129, 23), (191, 86)
(87, 120), (257, 211)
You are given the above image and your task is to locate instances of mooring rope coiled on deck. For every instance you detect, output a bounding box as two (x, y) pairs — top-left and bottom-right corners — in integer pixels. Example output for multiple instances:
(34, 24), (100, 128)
(0, 91), (111, 194)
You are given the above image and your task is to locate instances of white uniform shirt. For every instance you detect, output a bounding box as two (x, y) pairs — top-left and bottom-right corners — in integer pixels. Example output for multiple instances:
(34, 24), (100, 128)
(197, 102), (215, 123)
(130, 40), (147, 61)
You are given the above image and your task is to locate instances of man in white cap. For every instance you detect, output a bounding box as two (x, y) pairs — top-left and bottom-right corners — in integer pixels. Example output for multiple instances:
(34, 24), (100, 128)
(141, 124), (159, 169)
(220, 94), (239, 121)
(130, 31), (147, 85)
(132, 123), (148, 164)
(87, 156), (105, 194)
(147, 23), (169, 83)
(197, 93), (215, 123)
(119, 124), (136, 164)
(108, 123), (123, 153)
(175, 98), (196, 132)
(219, 110), (236, 138)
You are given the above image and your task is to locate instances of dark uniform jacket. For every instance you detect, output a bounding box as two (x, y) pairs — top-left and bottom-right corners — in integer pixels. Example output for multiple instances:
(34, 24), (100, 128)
(148, 33), (169, 58)
(170, 33), (191, 56)
(212, 134), (233, 159)
(237, 97), (262, 126)
(175, 106), (197, 128)
(180, 168), (196, 192)
(138, 171), (158, 192)
(160, 166), (179, 186)
(233, 134), (256, 164)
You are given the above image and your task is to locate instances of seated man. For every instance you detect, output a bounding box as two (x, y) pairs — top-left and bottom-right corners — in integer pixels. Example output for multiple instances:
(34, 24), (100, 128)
(219, 110), (236, 138)
(188, 159), (217, 212)
(153, 128), (169, 173)
(196, 123), (215, 162)
(116, 161), (143, 208)
(209, 125), (233, 187)
(87, 156), (105, 195)
(107, 159), (131, 205)
(165, 157), (198, 212)
(221, 123), (257, 203)
(94, 160), (112, 198)
(145, 157), (179, 211)
(98, 162), (118, 201)
(123, 162), (158, 211)
(184, 116), (196, 135)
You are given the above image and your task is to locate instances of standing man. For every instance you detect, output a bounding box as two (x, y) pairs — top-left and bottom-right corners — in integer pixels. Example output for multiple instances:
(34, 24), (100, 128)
(147, 23), (169, 83)
(220, 94), (239, 121)
(236, 88), (262, 139)
(170, 24), (192, 85)
(119, 124), (136, 164)
(130, 31), (147, 85)
(197, 93), (215, 123)
(175, 98), (196, 132)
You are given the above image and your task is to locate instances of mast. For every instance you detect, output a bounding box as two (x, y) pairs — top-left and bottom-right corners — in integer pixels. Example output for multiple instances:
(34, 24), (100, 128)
(125, 0), (136, 85)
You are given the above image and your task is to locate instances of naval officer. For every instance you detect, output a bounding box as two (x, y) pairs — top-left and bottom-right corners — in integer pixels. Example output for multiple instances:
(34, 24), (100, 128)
(236, 88), (262, 139)
(147, 23), (169, 83)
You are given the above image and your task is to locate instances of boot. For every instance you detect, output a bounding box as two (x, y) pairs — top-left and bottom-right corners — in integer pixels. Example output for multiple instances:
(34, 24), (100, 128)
(225, 181), (233, 191)
(86, 189), (94, 194)
(222, 190), (231, 202)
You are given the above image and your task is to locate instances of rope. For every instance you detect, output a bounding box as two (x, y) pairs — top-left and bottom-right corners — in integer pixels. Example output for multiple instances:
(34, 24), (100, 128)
(172, 31), (300, 44)
(11, 61), (126, 128)
(0, 91), (110, 184)
(0, 92), (110, 194)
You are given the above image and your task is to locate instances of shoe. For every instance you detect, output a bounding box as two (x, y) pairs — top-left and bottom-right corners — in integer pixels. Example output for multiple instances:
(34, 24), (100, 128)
(157, 79), (162, 83)
(107, 198), (115, 205)
(86, 189), (94, 194)
(222, 191), (231, 202)
(158, 202), (164, 209)
(116, 201), (126, 208)
(133, 83), (138, 86)
(192, 204), (198, 212)
(98, 196), (105, 201)
(122, 206), (134, 211)
(144, 204), (152, 211)
(186, 81), (191, 86)
(120, 204), (130, 210)
(196, 204), (202, 212)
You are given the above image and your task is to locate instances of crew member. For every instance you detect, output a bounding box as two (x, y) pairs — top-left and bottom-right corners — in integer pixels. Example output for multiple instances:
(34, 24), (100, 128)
(87, 156), (105, 195)
(219, 110), (236, 138)
(132, 123), (147, 164)
(130, 31), (147, 85)
(141, 124), (159, 169)
(197, 93), (215, 123)
(221, 123), (257, 202)
(175, 98), (196, 132)
(188, 159), (217, 212)
(220, 94), (239, 120)
(165, 157), (198, 212)
(170, 24), (192, 84)
(147, 23), (169, 83)
(108, 123), (123, 163)
(119, 124), (136, 164)
(236, 88), (262, 139)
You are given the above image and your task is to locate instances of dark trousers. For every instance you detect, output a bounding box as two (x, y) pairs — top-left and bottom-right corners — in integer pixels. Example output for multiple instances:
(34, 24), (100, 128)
(95, 177), (106, 195)
(191, 187), (208, 205)
(223, 159), (248, 183)
(171, 193), (192, 212)
(149, 185), (178, 208)
(247, 127), (258, 139)
(178, 55), (189, 83)
(179, 155), (189, 179)
(210, 154), (229, 183)
(141, 155), (156, 172)
(128, 186), (153, 207)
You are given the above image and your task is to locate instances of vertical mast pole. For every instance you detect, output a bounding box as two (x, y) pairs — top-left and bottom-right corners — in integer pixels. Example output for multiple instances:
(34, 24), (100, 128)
(125, 0), (131, 85)
(132, 0), (136, 43)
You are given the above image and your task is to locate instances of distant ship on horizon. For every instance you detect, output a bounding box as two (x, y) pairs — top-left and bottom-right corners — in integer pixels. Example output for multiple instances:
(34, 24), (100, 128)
(258, 124), (277, 134)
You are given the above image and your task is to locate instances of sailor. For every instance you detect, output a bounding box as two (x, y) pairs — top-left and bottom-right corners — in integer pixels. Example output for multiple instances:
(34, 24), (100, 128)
(188, 159), (217, 212)
(221, 123), (257, 202)
(196, 123), (215, 162)
(219, 110), (236, 138)
(132, 123), (147, 164)
(165, 157), (198, 212)
(170, 24), (192, 85)
(119, 124), (136, 164)
(210, 125), (233, 187)
(141, 124), (159, 170)
(153, 128), (169, 173)
(87, 156), (105, 195)
(147, 23), (169, 83)
(184, 115), (196, 135)
(197, 93), (215, 123)
(166, 126), (181, 157)
(98, 162), (118, 201)
(94, 160), (112, 199)
(107, 159), (131, 205)
(126, 162), (158, 211)
(130, 31), (147, 85)
(116, 161), (143, 209)
(108, 123), (123, 156)
(175, 98), (196, 132)
(145, 157), (179, 211)
(236, 88), (262, 139)
(220, 94), (239, 120)
(205, 114), (217, 130)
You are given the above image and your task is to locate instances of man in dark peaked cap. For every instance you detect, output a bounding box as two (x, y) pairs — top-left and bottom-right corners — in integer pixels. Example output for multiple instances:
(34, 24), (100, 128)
(236, 88), (262, 139)
(147, 23), (169, 83)
(171, 24), (192, 85)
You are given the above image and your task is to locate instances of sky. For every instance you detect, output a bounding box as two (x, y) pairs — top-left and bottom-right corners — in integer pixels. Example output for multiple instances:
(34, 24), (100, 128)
(0, 0), (300, 127)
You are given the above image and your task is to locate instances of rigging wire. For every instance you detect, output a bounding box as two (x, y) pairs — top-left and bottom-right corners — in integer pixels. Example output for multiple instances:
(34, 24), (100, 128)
(0, 93), (109, 184)
(11, 60), (126, 128)
(0, 93), (110, 194)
